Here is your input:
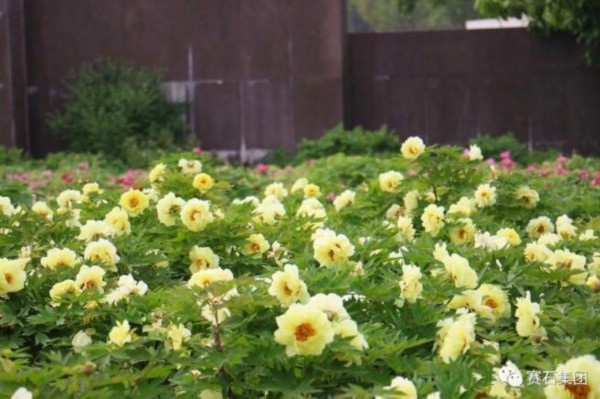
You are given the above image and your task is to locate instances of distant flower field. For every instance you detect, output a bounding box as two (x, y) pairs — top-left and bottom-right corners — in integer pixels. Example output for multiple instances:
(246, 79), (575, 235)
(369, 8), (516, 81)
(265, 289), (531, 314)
(2, 139), (600, 398)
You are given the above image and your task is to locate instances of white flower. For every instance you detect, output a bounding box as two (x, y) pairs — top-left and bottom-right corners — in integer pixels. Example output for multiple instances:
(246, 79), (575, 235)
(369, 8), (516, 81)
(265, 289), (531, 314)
(11, 387), (32, 399)
(72, 330), (93, 352)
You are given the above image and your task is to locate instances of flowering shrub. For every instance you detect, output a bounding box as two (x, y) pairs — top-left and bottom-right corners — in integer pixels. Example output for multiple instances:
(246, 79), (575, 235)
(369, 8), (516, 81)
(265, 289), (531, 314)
(2, 140), (600, 398)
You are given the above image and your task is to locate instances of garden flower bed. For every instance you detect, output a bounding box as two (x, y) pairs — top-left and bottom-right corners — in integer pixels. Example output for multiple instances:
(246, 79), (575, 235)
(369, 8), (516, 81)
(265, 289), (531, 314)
(2, 138), (600, 398)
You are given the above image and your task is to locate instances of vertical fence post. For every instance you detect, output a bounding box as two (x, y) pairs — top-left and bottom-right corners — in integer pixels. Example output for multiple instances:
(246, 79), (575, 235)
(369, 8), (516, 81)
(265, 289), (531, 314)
(0, 0), (28, 151)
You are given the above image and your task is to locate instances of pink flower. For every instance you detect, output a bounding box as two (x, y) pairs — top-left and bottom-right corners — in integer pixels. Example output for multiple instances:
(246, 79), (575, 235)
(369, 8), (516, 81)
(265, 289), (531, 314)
(78, 161), (90, 171)
(43, 170), (54, 178)
(487, 158), (496, 165)
(591, 175), (600, 187)
(28, 182), (40, 190)
(556, 154), (568, 164)
(193, 147), (202, 154)
(462, 148), (470, 157)
(526, 165), (538, 173)
(500, 151), (511, 160)
(255, 163), (269, 175)
(554, 166), (568, 175)
(501, 159), (516, 170)
(62, 173), (73, 184)
(579, 169), (591, 180)
(326, 192), (337, 202)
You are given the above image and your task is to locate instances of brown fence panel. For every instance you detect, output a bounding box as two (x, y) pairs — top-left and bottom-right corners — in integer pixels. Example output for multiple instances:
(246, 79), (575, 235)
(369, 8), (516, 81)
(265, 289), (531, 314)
(16, 0), (344, 158)
(347, 29), (600, 154)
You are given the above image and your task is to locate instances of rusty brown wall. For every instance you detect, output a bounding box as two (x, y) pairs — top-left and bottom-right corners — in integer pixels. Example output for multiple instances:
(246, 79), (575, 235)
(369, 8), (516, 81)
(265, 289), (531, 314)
(21, 0), (345, 157)
(347, 29), (600, 153)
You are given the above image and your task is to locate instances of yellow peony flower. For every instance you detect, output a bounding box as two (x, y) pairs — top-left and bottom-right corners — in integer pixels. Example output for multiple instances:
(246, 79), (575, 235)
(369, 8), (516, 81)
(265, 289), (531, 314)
(274, 304), (335, 357)
(264, 182), (288, 199)
(253, 195), (286, 225)
(437, 312), (476, 363)
(56, 190), (83, 211)
(167, 323), (191, 351)
(156, 193), (185, 227)
(119, 189), (149, 217)
(478, 284), (511, 321)
(268, 264), (310, 307)
(303, 183), (321, 198)
(515, 186), (539, 209)
(474, 184), (497, 208)
(31, 201), (53, 220)
(379, 171), (404, 193)
(49, 279), (81, 306)
(189, 246), (220, 273)
(524, 242), (552, 262)
(307, 293), (349, 321)
(333, 190), (356, 212)
(333, 318), (368, 351)
(467, 144), (483, 161)
(109, 320), (133, 347)
(241, 233), (270, 256)
(515, 291), (542, 338)
(41, 248), (79, 269)
(72, 330), (93, 352)
(187, 267), (234, 289)
(84, 239), (120, 271)
(312, 229), (355, 268)
(180, 199), (214, 232)
(297, 198), (327, 219)
(403, 190), (420, 216)
(441, 253), (478, 289)
(580, 229), (597, 241)
(398, 264), (423, 304)
(448, 197), (476, 217)
(291, 178), (308, 193)
(446, 290), (494, 320)
(496, 228), (521, 246)
(104, 207), (131, 236)
(82, 182), (103, 195)
(401, 136), (425, 160)
(556, 214), (577, 240)
(433, 242), (449, 262)
(377, 376), (418, 399)
(178, 158), (202, 174)
(421, 204), (445, 237)
(149, 163), (167, 183)
(77, 220), (114, 242)
(544, 355), (600, 399)
(386, 204), (404, 221)
(449, 218), (476, 245)
(193, 173), (215, 193)
(75, 265), (107, 292)
(396, 216), (416, 243)
(546, 249), (587, 285)
(0, 258), (28, 297)
(526, 216), (554, 238)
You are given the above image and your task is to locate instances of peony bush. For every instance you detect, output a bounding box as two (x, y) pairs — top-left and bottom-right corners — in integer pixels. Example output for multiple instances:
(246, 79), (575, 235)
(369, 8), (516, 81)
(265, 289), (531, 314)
(1, 138), (600, 398)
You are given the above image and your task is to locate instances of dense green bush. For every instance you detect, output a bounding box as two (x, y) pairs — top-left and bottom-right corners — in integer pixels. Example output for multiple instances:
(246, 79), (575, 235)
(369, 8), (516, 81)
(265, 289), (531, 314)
(48, 60), (189, 166)
(264, 125), (401, 166)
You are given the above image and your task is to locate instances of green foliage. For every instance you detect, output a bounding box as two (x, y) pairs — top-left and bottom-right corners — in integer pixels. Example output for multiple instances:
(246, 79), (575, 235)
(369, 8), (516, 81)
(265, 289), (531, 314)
(476, 0), (600, 64)
(470, 133), (528, 162)
(348, 0), (480, 32)
(294, 124), (400, 164)
(4, 143), (600, 397)
(48, 60), (189, 166)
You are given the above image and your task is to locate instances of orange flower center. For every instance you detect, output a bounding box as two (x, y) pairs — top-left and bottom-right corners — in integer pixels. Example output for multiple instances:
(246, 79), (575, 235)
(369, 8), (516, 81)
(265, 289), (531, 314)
(5, 273), (13, 284)
(536, 225), (546, 234)
(129, 197), (139, 208)
(294, 323), (315, 342)
(485, 298), (498, 309)
(85, 281), (96, 289)
(250, 243), (260, 252)
(283, 283), (292, 296)
(565, 383), (590, 399)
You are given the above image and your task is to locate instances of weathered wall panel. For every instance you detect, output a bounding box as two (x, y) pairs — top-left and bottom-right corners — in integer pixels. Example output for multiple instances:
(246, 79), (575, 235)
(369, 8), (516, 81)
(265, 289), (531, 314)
(347, 29), (600, 153)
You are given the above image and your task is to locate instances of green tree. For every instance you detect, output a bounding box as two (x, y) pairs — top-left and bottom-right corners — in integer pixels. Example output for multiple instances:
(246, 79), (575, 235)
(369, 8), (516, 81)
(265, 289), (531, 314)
(476, 0), (600, 64)
(348, 0), (480, 32)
